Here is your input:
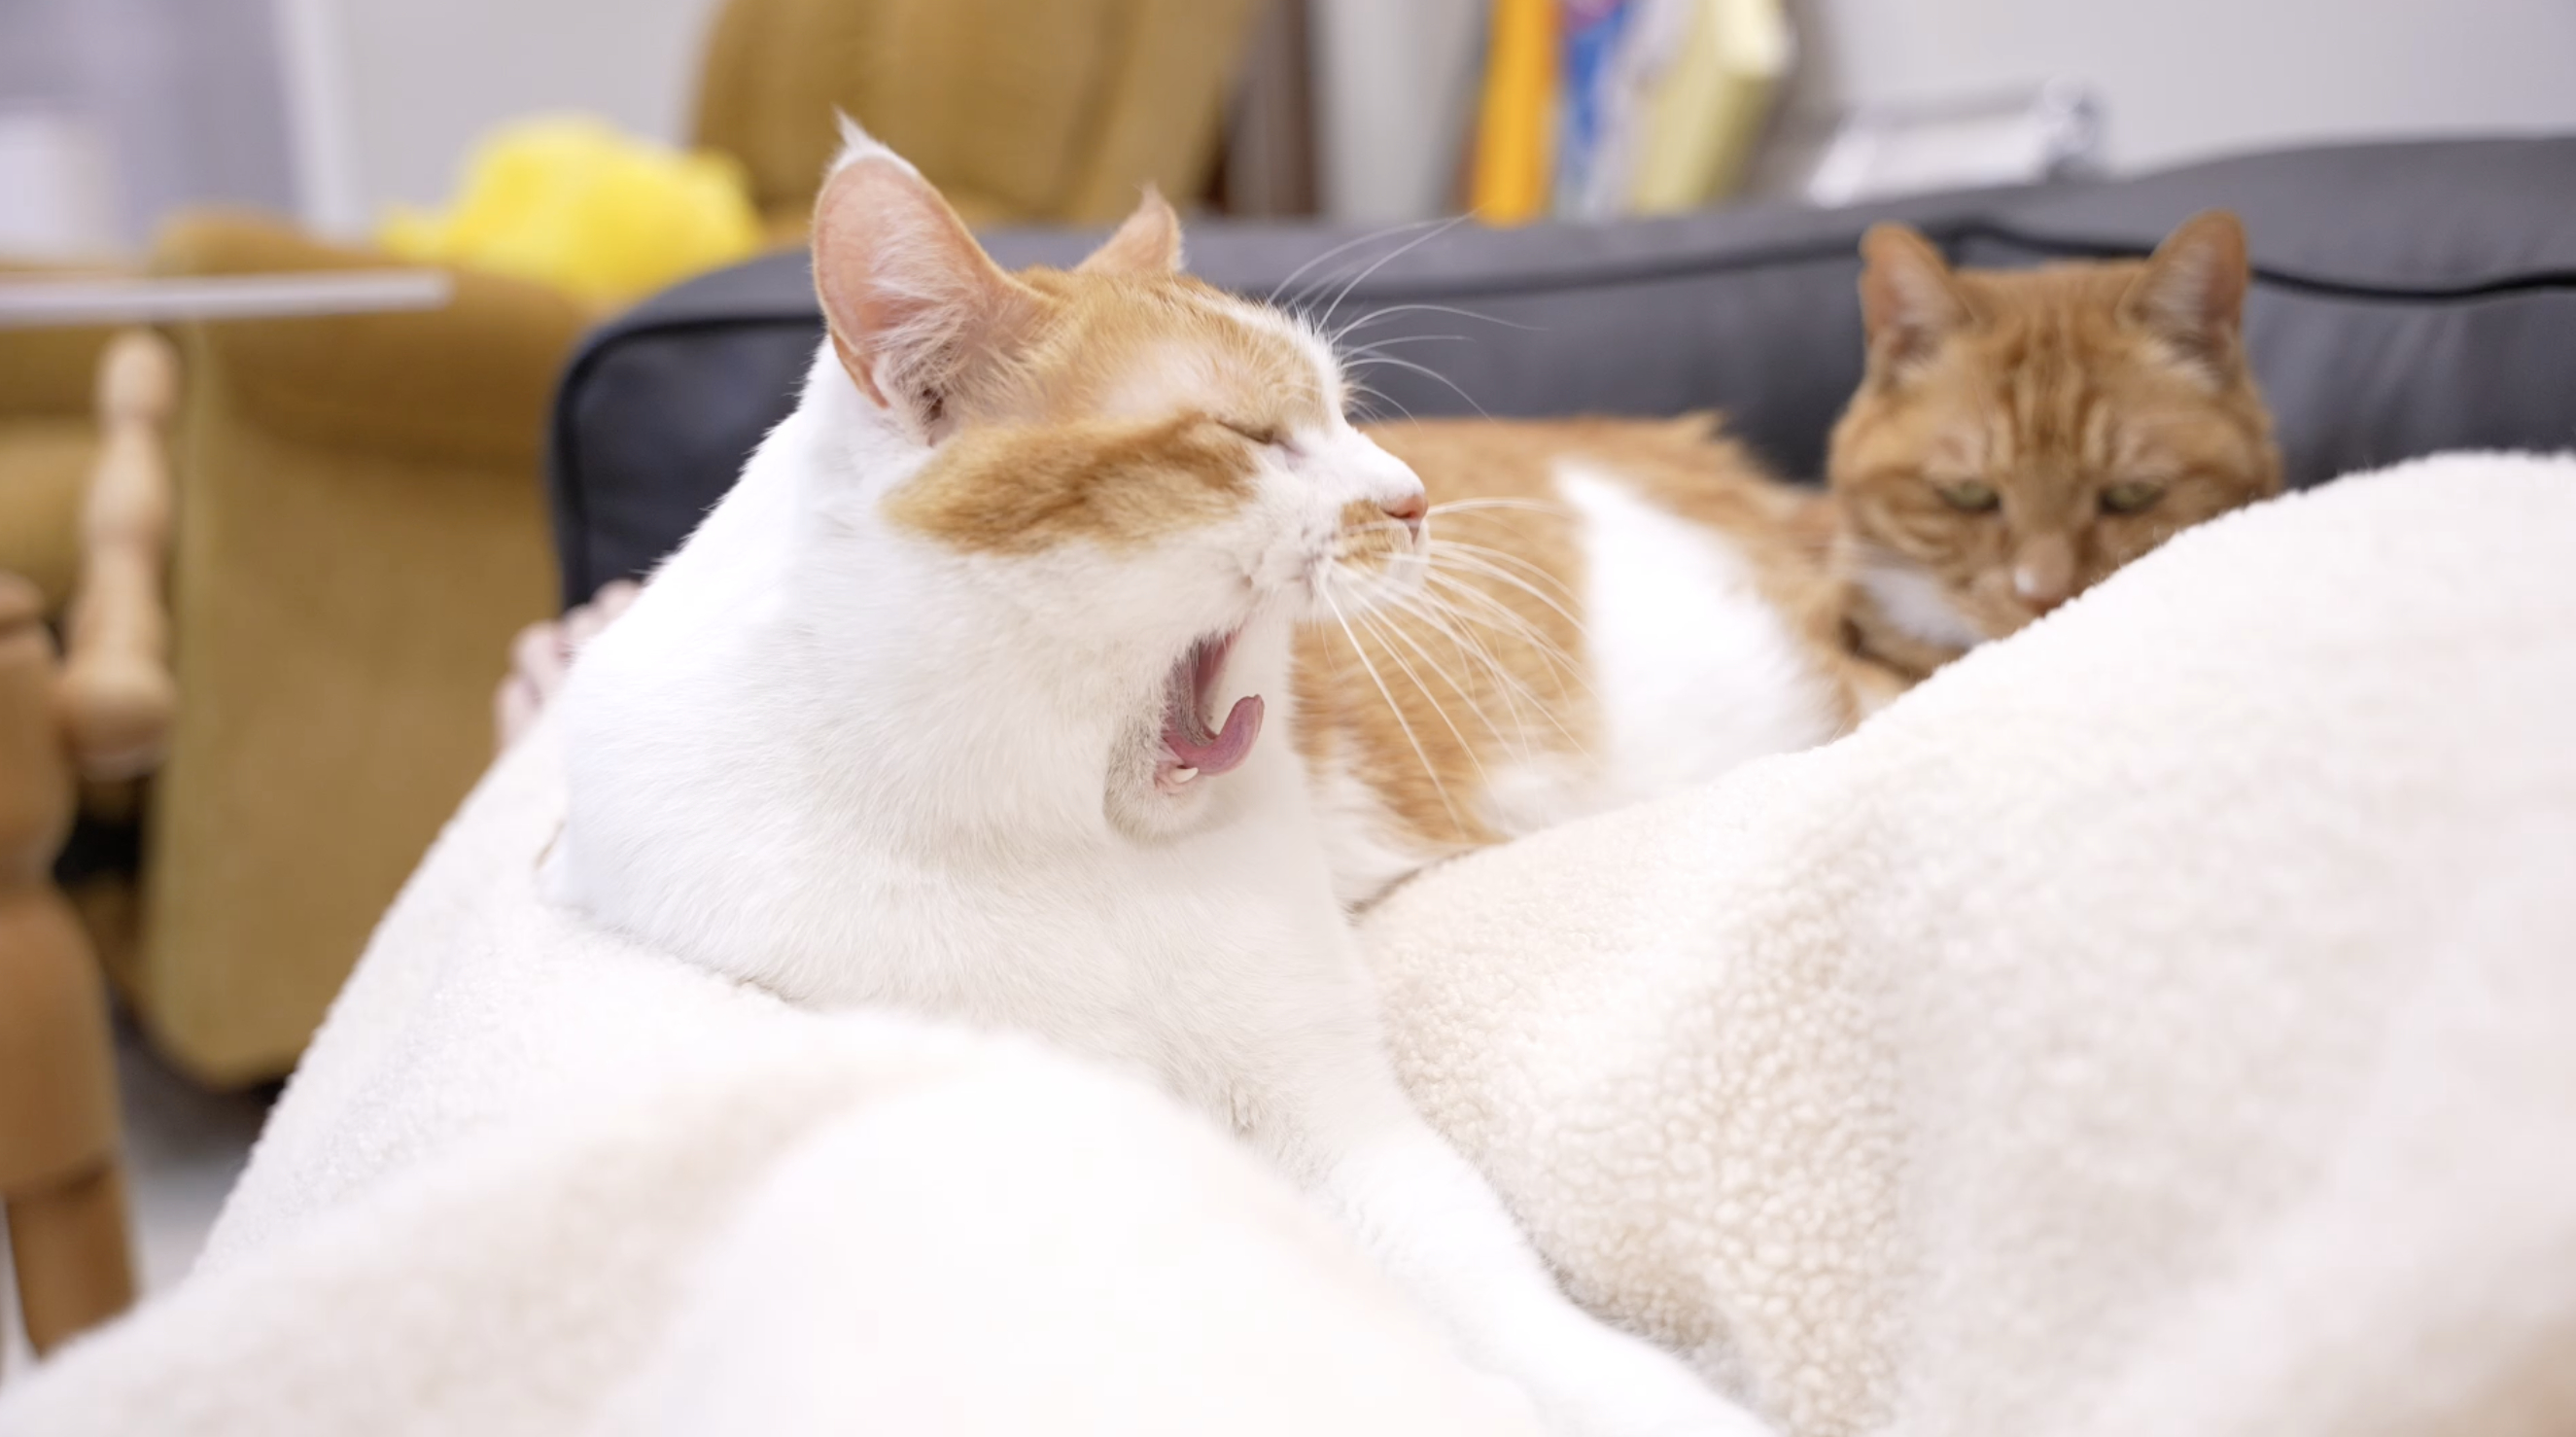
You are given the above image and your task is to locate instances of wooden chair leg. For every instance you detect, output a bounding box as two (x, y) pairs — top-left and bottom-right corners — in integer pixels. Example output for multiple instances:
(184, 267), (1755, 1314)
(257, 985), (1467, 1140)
(0, 573), (141, 1362)
(0, 326), (172, 1367)
(7, 1159), (135, 1355)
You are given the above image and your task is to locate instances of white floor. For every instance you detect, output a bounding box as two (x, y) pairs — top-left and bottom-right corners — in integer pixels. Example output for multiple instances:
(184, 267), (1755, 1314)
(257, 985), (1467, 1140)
(0, 1021), (269, 1384)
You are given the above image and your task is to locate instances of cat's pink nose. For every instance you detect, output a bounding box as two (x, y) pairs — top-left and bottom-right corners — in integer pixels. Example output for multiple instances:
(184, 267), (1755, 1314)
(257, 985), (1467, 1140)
(1380, 490), (1427, 538)
(2015, 575), (2073, 613)
(2012, 537), (2076, 613)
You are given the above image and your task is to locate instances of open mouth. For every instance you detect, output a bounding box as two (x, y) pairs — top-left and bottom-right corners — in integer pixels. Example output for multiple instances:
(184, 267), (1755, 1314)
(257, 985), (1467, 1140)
(1156, 629), (1263, 791)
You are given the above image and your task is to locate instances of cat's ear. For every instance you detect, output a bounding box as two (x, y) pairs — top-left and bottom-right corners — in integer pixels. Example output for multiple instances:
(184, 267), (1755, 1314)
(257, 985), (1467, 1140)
(1077, 188), (1185, 275)
(1859, 224), (1971, 375)
(813, 117), (1044, 438)
(2123, 210), (2249, 371)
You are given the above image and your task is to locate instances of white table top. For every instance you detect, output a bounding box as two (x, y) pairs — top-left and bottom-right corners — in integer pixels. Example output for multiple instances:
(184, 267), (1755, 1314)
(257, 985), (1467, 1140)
(0, 269), (453, 329)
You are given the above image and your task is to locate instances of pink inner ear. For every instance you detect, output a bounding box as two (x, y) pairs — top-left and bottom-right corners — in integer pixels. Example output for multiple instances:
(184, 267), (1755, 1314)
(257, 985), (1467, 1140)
(813, 156), (1039, 426)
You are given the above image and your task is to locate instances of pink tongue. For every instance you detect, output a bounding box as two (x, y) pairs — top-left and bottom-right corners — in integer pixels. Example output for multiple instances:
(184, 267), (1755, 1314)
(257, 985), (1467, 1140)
(1166, 694), (1264, 777)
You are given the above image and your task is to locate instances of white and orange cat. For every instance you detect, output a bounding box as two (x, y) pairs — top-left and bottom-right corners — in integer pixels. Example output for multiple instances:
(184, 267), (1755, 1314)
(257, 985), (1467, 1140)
(551, 123), (1768, 1437)
(1302, 212), (2281, 903)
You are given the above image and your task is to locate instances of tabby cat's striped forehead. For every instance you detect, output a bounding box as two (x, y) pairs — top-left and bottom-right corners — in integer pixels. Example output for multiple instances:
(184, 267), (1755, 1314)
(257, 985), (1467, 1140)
(1853, 261), (2269, 496)
(1827, 223), (2280, 644)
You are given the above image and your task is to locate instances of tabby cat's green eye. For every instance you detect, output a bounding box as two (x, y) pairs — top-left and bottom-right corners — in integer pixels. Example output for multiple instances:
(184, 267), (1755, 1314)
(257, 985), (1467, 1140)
(2101, 481), (2166, 514)
(1937, 480), (2002, 513)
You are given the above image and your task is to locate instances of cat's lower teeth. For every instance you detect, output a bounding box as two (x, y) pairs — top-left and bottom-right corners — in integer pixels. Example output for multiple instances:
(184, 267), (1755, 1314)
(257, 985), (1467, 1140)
(1171, 766), (1199, 783)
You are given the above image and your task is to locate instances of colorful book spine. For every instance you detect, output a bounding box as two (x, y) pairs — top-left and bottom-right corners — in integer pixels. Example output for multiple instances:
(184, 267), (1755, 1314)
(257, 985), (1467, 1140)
(1468, 0), (1560, 225)
(1629, 0), (1792, 214)
(1554, 0), (1637, 218)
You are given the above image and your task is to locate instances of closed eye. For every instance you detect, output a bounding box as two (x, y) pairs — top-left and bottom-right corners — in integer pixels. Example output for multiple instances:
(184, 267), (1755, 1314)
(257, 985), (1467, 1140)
(1212, 417), (1283, 447)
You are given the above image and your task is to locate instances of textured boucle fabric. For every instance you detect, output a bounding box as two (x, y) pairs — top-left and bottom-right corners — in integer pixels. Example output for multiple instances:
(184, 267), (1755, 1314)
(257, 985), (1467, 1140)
(1364, 450), (2576, 1436)
(4, 451), (2570, 1436)
(0, 714), (1528, 1437)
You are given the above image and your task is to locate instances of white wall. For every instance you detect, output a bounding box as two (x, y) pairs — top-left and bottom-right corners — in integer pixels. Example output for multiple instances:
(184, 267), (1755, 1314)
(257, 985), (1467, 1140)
(1788, 0), (2576, 174)
(1309, 0), (1486, 223)
(0, 0), (297, 252)
(282, 0), (725, 237)
(264, 0), (2576, 237)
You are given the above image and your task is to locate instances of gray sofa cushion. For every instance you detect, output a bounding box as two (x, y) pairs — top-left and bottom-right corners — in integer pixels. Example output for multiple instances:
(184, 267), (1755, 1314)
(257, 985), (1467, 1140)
(550, 137), (2576, 608)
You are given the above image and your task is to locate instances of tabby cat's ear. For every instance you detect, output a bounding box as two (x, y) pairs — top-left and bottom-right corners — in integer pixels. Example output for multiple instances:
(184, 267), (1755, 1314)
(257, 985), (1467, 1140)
(1858, 224), (1971, 376)
(1078, 188), (1185, 275)
(812, 118), (1044, 438)
(2123, 210), (2250, 373)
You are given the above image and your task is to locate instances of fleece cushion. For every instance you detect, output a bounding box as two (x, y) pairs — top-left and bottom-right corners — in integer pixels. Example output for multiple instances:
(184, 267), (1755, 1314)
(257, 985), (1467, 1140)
(1, 450), (2567, 1436)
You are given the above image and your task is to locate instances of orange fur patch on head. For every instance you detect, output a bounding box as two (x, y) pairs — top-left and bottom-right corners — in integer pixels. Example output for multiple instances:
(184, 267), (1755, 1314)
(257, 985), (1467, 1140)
(812, 154), (1340, 555)
(824, 163), (1349, 553)
(883, 412), (1260, 553)
(1828, 213), (2280, 649)
(883, 268), (1336, 553)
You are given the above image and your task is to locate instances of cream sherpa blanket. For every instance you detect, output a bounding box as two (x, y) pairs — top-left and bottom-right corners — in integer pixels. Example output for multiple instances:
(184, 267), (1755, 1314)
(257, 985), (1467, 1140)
(5, 451), (2574, 1436)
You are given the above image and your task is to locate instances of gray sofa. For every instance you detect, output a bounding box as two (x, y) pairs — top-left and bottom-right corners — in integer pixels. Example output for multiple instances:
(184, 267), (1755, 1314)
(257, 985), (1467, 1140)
(548, 138), (2576, 608)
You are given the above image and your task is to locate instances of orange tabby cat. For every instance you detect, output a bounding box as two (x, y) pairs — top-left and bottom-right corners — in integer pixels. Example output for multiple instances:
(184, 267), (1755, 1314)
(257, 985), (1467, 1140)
(1829, 211), (2281, 681)
(1302, 210), (2280, 905)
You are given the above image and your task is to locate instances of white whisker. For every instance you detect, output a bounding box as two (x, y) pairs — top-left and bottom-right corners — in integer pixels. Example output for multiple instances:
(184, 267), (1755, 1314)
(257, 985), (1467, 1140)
(1337, 351), (1489, 419)
(1309, 215), (1474, 336)
(1330, 301), (1548, 344)
(1351, 610), (1502, 784)
(1416, 569), (1598, 706)
(1324, 589), (1467, 835)
(1267, 217), (1456, 308)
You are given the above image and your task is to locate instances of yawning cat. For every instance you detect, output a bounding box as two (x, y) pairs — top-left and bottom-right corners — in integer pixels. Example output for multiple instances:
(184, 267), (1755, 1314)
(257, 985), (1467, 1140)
(1302, 212), (2280, 904)
(548, 123), (1768, 1437)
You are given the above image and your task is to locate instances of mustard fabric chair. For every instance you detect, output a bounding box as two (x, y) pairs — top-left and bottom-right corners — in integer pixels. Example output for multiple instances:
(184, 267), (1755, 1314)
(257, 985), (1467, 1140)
(0, 0), (1266, 1085)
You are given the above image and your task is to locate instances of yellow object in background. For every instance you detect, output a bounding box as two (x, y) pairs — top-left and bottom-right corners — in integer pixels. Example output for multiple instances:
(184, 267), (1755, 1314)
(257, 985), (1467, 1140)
(1630, 0), (1791, 215)
(1469, 0), (1560, 225)
(379, 117), (765, 308)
